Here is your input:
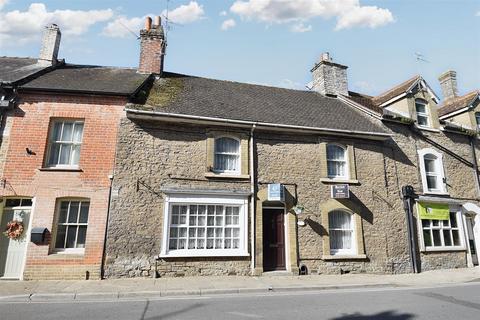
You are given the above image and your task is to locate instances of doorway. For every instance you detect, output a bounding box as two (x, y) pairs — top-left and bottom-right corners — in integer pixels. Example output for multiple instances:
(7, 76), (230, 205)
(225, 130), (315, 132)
(0, 198), (32, 279)
(263, 208), (286, 271)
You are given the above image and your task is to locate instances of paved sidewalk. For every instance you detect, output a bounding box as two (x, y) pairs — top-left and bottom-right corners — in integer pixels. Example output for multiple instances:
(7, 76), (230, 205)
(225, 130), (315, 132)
(1, 267), (479, 302)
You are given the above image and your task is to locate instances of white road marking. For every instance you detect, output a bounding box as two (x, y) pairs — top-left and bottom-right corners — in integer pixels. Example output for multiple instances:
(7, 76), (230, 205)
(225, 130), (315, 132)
(227, 311), (264, 318)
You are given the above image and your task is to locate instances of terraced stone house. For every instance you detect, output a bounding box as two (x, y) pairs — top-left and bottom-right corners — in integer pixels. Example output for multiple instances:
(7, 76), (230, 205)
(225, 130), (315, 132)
(104, 18), (480, 278)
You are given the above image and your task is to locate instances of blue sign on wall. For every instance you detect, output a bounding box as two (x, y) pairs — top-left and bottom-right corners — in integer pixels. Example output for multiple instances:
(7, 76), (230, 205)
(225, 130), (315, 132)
(268, 183), (285, 202)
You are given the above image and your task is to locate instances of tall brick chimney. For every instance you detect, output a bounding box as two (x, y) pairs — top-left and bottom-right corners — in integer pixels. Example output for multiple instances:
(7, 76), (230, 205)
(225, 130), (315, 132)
(38, 24), (61, 65)
(311, 52), (349, 97)
(138, 16), (166, 75)
(438, 70), (458, 101)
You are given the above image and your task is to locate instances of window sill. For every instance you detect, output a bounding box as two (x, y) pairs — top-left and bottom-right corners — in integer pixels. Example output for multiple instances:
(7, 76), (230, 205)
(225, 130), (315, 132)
(39, 167), (83, 172)
(415, 125), (441, 133)
(322, 254), (367, 261)
(421, 247), (466, 253)
(320, 178), (360, 185)
(159, 251), (250, 258)
(205, 172), (250, 180)
(422, 191), (450, 197)
(48, 251), (85, 259)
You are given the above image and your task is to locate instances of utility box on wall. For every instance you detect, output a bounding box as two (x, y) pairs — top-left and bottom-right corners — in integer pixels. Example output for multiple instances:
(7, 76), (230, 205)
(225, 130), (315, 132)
(31, 227), (48, 244)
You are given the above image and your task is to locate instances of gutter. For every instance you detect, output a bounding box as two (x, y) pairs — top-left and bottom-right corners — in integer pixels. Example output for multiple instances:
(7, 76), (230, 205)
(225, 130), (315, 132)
(125, 108), (392, 141)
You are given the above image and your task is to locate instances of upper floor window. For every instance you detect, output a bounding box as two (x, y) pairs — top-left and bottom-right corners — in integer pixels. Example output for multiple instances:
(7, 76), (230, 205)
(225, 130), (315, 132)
(418, 149), (447, 194)
(214, 137), (240, 174)
(47, 120), (84, 168)
(415, 99), (430, 127)
(329, 210), (355, 255)
(475, 112), (480, 130)
(327, 144), (347, 179)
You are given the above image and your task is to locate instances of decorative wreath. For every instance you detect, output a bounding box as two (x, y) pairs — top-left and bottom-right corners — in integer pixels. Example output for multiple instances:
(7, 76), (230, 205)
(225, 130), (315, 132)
(3, 220), (24, 240)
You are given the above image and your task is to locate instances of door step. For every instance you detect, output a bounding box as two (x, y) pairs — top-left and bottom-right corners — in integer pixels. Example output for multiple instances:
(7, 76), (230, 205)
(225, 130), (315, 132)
(262, 271), (294, 276)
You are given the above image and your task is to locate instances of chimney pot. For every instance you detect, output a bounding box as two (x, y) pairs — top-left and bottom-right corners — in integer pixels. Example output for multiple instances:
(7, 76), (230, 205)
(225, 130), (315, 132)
(145, 17), (152, 31)
(38, 24), (61, 66)
(154, 16), (161, 28)
(320, 52), (331, 62)
(438, 70), (458, 101)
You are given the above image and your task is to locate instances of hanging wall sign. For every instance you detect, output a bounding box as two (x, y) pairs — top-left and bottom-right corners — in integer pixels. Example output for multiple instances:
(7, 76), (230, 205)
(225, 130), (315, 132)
(267, 183), (285, 202)
(418, 202), (450, 220)
(331, 184), (350, 199)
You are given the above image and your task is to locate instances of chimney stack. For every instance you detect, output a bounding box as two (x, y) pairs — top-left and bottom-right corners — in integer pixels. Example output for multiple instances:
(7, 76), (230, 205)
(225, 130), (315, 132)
(38, 24), (61, 65)
(438, 70), (458, 101)
(310, 52), (349, 97)
(138, 16), (166, 75)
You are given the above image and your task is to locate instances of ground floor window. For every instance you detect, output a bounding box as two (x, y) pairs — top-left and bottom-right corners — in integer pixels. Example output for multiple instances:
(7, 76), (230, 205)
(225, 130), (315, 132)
(421, 211), (463, 250)
(161, 194), (248, 257)
(53, 199), (90, 253)
(329, 210), (355, 255)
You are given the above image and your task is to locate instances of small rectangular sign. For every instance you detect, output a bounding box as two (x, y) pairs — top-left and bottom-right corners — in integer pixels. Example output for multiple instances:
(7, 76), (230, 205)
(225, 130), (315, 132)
(331, 184), (350, 199)
(268, 183), (285, 202)
(418, 202), (450, 220)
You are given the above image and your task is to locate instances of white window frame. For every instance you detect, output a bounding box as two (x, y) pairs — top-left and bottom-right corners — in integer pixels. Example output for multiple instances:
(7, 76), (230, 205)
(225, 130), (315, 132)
(46, 119), (84, 169)
(328, 210), (356, 255)
(326, 144), (349, 180)
(213, 136), (241, 175)
(417, 205), (466, 252)
(415, 99), (430, 128)
(52, 199), (90, 255)
(160, 193), (249, 257)
(418, 148), (447, 195)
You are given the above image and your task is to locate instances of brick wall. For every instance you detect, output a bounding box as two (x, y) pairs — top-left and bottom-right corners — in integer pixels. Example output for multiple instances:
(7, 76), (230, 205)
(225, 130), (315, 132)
(1, 93), (126, 280)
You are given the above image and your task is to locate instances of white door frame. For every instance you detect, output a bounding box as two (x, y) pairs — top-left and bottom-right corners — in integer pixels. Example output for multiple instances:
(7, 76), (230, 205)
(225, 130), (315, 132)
(0, 197), (35, 280)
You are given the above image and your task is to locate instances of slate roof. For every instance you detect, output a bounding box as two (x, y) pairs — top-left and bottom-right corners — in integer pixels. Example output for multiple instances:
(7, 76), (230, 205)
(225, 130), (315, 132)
(0, 57), (49, 85)
(21, 64), (151, 96)
(438, 91), (479, 117)
(131, 72), (387, 134)
(372, 75), (420, 106)
(347, 91), (382, 115)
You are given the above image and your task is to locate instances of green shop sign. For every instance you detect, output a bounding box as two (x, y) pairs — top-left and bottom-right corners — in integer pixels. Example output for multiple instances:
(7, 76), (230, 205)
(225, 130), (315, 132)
(418, 202), (450, 220)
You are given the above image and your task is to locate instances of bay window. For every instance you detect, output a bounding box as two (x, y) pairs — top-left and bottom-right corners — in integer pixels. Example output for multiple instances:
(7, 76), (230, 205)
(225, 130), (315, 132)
(161, 194), (248, 257)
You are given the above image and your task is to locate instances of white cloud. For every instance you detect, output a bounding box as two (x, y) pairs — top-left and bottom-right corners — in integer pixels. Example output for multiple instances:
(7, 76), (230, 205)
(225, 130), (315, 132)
(476, 10), (480, 16)
(161, 1), (205, 24)
(220, 10), (228, 16)
(335, 5), (394, 30)
(102, 15), (146, 38)
(290, 22), (312, 33)
(0, 3), (113, 44)
(221, 19), (236, 31)
(230, 0), (394, 31)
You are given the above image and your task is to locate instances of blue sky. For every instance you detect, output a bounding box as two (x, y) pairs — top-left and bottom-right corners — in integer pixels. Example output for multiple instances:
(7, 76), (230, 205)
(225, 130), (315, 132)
(1, 0), (479, 98)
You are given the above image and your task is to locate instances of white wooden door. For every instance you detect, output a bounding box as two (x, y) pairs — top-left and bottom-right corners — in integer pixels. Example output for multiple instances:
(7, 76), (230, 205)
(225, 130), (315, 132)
(0, 207), (31, 279)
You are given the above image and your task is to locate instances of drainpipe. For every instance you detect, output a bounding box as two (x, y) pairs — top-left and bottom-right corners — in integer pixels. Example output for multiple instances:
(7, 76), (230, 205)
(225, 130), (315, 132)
(250, 124), (256, 275)
(469, 136), (480, 197)
(100, 174), (114, 279)
(402, 185), (419, 273)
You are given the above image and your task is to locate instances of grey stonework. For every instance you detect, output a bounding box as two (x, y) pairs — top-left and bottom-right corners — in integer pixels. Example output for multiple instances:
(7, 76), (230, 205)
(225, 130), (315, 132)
(311, 54), (349, 96)
(105, 94), (478, 278)
(438, 70), (458, 101)
(38, 24), (61, 65)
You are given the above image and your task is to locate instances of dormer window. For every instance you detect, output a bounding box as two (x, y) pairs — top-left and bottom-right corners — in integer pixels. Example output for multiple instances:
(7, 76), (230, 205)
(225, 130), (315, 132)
(213, 137), (240, 174)
(415, 99), (430, 127)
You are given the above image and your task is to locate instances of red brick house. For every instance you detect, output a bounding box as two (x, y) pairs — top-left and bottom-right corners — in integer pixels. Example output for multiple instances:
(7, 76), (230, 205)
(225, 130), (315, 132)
(0, 25), (151, 280)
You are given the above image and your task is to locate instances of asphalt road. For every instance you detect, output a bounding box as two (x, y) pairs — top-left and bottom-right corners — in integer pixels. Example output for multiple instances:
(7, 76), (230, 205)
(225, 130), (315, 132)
(1, 282), (480, 320)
